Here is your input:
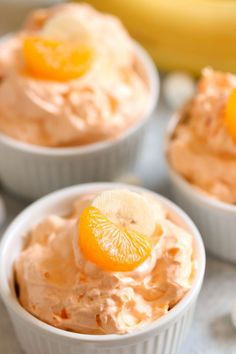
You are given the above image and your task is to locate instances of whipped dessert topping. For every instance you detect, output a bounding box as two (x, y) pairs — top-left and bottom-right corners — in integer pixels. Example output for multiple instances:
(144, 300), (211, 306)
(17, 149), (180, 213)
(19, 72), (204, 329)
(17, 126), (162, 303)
(168, 68), (236, 204)
(0, 4), (149, 147)
(15, 190), (195, 335)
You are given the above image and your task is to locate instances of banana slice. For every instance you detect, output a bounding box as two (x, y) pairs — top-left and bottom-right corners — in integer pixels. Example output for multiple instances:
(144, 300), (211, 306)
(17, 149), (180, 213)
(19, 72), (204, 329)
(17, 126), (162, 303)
(143, 193), (167, 222)
(92, 189), (157, 237)
(42, 13), (91, 43)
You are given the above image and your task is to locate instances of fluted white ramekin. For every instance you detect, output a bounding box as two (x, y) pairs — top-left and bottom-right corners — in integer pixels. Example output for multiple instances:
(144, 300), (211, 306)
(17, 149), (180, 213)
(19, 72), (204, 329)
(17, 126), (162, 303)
(0, 41), (159, 200)
(0, 183), (205, 354)
(166, 112), (236, 263)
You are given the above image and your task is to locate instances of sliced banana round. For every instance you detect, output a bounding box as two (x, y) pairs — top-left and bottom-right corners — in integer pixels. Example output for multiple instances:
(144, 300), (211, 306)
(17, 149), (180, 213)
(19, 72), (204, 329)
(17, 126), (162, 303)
(42, 13), (91, 43)
(143, 193), (167, 222)
(92, 189), (157, 237)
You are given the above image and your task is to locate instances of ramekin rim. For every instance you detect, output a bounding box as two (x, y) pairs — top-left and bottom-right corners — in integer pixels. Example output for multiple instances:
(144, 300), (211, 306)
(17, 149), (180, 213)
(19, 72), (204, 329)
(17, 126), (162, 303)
(0, 38), (159, 156)
(0, 182), (205, 343)
(165, 110), (236, 213)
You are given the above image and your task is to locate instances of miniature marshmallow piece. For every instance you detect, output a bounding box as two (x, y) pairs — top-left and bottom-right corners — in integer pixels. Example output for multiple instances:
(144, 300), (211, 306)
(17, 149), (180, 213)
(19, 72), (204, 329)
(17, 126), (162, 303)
(115, 173), (142, 186)
(163, 71), (196, 110)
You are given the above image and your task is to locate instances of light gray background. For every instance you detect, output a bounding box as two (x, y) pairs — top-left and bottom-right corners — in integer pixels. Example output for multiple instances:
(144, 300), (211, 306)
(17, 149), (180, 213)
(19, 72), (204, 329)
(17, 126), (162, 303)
(0, 102), (236, 354)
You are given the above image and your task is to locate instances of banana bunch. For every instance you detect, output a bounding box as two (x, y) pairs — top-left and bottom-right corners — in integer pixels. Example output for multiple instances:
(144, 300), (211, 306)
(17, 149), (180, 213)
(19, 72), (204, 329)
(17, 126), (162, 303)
(75, 0), (236, 75)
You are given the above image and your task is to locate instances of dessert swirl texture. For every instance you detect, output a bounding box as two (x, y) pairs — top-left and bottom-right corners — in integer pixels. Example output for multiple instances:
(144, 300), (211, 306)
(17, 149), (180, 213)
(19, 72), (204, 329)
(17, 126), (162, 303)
(0, 4), (149, 147)
(15, 192), (194, 334)
(168, 68), (236, 204)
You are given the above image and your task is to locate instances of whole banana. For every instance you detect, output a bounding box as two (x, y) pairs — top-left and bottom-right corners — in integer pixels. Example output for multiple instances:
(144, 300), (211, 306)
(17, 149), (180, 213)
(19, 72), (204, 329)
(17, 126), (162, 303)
(75, 0), (236, 74)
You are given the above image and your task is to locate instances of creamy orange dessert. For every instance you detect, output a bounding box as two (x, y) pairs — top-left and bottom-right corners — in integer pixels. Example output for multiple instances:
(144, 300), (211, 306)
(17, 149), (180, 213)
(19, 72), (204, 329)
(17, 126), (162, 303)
(15, 189), (195, 334)
(168, 68), (236, 204)
(0, 4), (149, 147)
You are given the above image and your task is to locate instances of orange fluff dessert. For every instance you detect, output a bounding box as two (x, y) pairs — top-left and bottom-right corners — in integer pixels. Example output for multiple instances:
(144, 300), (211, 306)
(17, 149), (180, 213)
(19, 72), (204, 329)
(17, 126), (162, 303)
(168, 68), (236, 205)
(0, 4), (149, 147)
(15, 189), (195, 334)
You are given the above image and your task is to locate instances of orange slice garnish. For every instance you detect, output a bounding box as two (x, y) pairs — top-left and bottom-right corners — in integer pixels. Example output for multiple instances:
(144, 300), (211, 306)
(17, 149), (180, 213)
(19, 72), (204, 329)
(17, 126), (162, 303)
(224, 88), (236, 143)
(22, 37), (93, 82)
(78, 206), (152, 272)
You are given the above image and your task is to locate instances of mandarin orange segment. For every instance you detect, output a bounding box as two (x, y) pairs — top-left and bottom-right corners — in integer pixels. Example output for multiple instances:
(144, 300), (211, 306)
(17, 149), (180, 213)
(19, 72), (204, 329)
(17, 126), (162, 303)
(78, 206), (152, 272)
(224, 88), (236, 143)
(22, 37), (93, 81)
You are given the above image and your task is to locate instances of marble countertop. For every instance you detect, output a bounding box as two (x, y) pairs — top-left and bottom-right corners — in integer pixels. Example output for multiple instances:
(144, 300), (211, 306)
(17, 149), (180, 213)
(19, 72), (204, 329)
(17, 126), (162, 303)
(1, 102), (236, 354)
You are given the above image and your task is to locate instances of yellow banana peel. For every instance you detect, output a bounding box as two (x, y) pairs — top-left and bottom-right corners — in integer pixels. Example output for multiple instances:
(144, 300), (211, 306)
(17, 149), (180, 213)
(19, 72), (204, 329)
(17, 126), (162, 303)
(74, 0), (236, 75)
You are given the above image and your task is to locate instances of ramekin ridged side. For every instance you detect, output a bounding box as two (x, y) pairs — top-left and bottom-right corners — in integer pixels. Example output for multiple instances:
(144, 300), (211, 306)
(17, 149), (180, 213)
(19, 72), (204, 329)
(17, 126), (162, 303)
(167, 168), (236, 263)
(166, 112), (236, 263)
(0, 183), (205, 354)
(0, 42), (159, 200)
(0, 126), (145, 199)
(7, 303), (196, 354)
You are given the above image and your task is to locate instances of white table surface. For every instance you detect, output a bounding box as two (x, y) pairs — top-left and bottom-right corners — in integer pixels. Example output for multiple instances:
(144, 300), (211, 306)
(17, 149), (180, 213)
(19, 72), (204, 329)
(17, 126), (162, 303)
(1, 101), (236, 354)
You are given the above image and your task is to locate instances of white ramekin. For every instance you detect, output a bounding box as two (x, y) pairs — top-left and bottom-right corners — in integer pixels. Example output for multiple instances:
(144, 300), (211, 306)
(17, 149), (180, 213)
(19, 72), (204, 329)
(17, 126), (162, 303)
(166, 111), (236, 263)
(0, 183), (205, 354)
(0, 41), (159, 200)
